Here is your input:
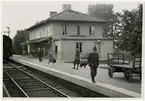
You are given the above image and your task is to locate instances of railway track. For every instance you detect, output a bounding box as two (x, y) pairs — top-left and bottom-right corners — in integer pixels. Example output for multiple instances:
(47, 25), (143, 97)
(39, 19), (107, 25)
(3, 62), (69, 97)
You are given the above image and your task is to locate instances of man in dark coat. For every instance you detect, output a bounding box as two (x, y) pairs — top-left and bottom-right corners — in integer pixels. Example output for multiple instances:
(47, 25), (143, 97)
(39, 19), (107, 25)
(88, 47), (99, 83)
(37, 48), (43, 62)
(73, 48), (80, 70)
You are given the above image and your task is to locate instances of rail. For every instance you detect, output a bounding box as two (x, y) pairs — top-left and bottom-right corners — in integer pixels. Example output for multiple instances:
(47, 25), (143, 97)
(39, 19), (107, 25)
(4, 62), (69, 97)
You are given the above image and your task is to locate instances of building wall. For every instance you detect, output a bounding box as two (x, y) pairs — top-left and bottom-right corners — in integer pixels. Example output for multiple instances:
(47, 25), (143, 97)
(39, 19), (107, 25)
(28, 21), (113, 61)
(61, 39), (113, 61)
(61, 40), (75, 61)
(52, 22), (104, 39)
(55, 40), (62, 60)
(29, 21), (104, 40)
(29, 23), (53, 40)
(100, 40), (114, 59)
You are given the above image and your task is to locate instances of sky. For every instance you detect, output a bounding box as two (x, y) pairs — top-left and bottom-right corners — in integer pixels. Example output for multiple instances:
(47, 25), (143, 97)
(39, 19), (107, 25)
(1, 1), (141, 39)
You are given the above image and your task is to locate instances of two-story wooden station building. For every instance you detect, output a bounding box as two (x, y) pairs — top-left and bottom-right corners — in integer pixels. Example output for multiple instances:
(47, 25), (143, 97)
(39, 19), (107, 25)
(26, 4), (114, 61)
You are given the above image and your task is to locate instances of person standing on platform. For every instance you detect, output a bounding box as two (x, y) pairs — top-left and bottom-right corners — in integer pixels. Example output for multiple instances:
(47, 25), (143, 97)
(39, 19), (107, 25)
(42, 48), (45, 57)
(73, 48), (80, 70)
(37, 48), (43, 62)
(88, 47), (99, 83)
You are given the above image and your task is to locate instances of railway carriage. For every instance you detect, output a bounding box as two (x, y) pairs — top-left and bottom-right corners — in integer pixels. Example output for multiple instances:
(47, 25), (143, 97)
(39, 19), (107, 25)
(3, 35), (13, 60)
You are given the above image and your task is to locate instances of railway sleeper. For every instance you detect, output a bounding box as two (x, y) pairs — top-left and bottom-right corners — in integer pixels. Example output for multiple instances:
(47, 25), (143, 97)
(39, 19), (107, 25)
(20, 85), (48, 90)
(27, 90), (60, 97)
(24, 87), (51, 92)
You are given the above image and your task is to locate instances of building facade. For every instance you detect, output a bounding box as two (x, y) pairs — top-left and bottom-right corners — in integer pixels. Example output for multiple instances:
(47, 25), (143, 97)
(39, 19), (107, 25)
(26, 4), (114, 61)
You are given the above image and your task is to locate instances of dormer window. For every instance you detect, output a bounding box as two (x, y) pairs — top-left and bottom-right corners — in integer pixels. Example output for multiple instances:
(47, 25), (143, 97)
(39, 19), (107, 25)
(77, 26), (80, 35)
(89, 26), (95, 35)
(62, 25), (67, 35)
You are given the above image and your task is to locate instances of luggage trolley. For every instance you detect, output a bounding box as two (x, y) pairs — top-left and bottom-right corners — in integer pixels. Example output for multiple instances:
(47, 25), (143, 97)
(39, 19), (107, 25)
(107, 53), (141, 82)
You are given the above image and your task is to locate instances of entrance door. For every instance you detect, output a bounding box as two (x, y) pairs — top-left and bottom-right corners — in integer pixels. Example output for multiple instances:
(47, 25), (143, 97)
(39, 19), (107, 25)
(55, 45), (58, 59)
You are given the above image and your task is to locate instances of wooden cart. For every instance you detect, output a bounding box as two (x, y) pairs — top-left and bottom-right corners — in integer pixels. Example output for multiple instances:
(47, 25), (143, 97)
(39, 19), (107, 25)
(107, 53), (141, 82)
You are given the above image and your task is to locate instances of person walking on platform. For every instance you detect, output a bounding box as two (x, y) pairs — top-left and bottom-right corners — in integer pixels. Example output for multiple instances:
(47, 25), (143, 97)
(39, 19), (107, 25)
(48, 50), (56, 66)
(37, 48), (43, 62)
(73, 48), (80, 70)
(88, 47), (99, 83)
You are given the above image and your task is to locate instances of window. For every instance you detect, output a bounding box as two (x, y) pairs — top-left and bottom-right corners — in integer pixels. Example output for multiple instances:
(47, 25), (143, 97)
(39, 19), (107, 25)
(76, 42), (82, 53)
(89, 26), (95, 35)
(42, 28), (45, 37)
(40, 29), (43, 37)
(62, 26), (67, 35)
(34, 30), (36, 39)
(55, 46), (57, 53)
(47, 26), (50, 36)
(29, 32), (32, 40)
(77, 26), (80, 35)
(89, 26), (91, 35)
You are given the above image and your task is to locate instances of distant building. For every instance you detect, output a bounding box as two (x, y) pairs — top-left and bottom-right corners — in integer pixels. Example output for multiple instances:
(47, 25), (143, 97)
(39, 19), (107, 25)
(26, 4), (114, 61)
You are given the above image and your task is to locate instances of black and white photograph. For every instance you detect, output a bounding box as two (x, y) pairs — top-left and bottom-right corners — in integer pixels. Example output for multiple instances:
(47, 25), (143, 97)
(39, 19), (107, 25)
(1, 0), (144, 99)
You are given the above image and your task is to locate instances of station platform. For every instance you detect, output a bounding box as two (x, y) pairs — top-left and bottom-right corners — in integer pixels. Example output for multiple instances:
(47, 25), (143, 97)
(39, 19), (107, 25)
(10, 55), (141, 97)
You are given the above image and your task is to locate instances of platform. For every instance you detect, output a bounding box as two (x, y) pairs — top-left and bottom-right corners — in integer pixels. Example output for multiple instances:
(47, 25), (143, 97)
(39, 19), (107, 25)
(10, 55), (141, 97)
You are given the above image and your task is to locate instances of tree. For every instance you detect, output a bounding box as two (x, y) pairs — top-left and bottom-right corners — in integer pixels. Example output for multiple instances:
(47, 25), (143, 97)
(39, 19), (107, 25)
(13, 30), (29, 54)
(88, 4), (142, 54)
(109, 12), (123, 50)
(88, 4), (114, 37)
(119, 4), (142, 54)
(88, 4), (123, 50)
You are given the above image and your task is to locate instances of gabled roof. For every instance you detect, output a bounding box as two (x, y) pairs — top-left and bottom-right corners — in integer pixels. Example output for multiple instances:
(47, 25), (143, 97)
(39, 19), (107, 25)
(49, 9), (106, 22)
(27, 9), (107, 31)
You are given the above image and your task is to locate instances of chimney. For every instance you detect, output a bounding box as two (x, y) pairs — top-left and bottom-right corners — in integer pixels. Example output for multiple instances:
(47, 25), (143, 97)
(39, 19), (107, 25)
(50, 11), (57, 17)
(62, 4), (71, 11)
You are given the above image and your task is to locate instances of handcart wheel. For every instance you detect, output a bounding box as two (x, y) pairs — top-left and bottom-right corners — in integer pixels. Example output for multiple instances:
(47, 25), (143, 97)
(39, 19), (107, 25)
(124, 70), (132, 83)
(108, 68), (113, 78)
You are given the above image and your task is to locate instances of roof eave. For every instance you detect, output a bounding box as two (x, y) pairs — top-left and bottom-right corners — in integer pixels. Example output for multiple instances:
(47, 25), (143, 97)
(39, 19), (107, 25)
(49, 19), (108, 23)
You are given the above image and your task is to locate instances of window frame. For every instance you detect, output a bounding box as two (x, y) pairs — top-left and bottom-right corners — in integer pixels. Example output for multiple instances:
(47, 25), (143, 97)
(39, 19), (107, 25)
(77, 26), (80, 35)
(76, 42), (82, 53)
(89, 26), (92, 35)
(62, 25), (67, 35)
(89, 26), (95, 35)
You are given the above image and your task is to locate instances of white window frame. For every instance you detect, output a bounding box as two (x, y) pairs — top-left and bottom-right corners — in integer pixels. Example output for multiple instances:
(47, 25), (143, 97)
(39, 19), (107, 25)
(77, 26), (80, 35)
(76, 42), (82, 53)
(62, 25), (67, 35)
(89, 26), (95, 35)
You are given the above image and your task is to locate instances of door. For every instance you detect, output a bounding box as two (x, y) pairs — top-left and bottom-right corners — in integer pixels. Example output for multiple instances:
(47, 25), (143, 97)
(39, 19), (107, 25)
(55, 45), (58, 59)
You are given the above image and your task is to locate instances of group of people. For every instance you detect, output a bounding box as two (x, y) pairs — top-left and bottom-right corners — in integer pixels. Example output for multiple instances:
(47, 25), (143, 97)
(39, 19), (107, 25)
(73, 47), (99, 83)
(37, 46), (99, 83)
(37, 48), (56, 66)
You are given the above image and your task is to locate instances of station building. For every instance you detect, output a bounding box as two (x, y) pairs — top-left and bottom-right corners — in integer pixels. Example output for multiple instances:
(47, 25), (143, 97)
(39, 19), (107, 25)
(26, 4), (114, 61)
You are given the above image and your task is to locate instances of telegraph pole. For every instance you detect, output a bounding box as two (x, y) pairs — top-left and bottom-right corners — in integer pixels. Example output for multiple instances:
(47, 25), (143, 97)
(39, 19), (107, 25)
(3, 26), (10, 37)
(7, 26), (10, 37)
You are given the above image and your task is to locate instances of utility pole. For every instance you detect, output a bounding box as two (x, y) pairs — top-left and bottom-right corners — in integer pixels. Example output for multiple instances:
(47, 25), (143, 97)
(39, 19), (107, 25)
(7, 26), (10, 37)
(3, 26), (10, 37)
